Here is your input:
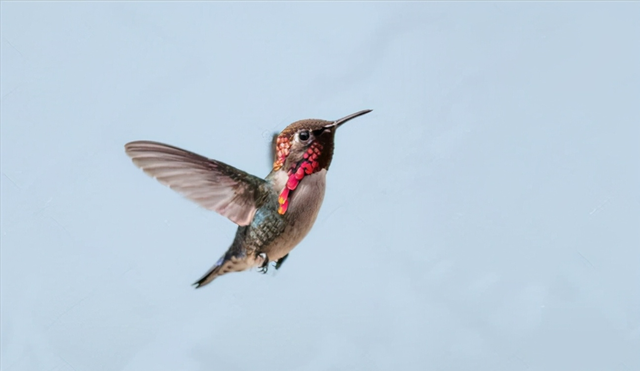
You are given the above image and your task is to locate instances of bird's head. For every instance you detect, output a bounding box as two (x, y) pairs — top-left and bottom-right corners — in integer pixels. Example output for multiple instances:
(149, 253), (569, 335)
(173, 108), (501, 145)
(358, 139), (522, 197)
(272, 109), (372, 173)
(272, 109), (372, 214)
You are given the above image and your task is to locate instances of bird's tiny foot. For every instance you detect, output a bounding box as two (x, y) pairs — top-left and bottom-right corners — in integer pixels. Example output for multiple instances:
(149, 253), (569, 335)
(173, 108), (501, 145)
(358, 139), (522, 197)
(257, 253), (269, 274)
(275, 253), (289, 270)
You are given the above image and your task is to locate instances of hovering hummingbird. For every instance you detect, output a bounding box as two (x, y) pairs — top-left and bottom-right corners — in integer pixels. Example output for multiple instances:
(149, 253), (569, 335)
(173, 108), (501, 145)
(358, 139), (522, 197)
(125, 109), (372, 288)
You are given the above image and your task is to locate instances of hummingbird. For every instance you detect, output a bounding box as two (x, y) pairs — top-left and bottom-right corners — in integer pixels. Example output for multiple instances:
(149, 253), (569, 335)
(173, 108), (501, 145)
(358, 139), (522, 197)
(125, 109), (372, 288)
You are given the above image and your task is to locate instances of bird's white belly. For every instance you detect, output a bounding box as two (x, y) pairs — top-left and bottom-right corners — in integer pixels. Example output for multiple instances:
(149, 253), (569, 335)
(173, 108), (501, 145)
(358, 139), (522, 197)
(268, 169), (327, 260)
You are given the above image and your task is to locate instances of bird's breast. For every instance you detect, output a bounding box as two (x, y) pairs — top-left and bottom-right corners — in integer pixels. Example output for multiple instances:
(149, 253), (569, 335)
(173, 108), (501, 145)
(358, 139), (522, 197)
(264, 169), (327, 259)
(286, 168), (326, 221)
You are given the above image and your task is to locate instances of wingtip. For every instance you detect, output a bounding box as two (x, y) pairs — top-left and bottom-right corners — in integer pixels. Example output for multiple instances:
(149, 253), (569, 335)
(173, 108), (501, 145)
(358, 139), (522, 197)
(124, 140), (172, 158)
(124, 140), (144, 148)
(124, 140), (144, 155)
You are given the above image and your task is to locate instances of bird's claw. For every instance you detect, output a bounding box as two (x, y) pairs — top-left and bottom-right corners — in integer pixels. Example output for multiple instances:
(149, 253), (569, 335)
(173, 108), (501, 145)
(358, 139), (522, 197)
(257, 253), (269, 274)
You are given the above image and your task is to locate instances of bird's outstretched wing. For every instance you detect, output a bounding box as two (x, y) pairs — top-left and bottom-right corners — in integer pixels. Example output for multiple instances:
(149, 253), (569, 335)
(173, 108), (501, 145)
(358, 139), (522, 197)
(125, 141), (268, 226)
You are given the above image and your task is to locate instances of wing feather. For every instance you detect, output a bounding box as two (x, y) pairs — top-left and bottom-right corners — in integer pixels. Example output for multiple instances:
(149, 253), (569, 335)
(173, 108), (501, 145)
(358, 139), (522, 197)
(125, 141), (267, 226)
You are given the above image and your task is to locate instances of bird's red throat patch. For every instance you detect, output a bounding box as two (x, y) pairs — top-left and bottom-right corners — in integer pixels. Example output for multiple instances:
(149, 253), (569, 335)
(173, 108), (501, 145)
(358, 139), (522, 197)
(277, 142), (323, 214)
(273, 135), (291, 172)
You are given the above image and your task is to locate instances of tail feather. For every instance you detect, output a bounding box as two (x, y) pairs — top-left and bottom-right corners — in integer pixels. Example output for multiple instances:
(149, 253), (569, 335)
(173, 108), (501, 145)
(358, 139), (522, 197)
(192, 253), (261, 288)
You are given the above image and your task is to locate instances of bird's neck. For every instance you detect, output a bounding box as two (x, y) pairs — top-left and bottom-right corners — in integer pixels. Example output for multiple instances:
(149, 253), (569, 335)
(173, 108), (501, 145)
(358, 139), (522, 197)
(268, 153), (327, 215)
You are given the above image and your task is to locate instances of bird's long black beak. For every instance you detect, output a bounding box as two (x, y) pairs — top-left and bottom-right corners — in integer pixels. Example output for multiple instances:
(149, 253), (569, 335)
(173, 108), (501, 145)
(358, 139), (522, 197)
(325, 109), (372, 129)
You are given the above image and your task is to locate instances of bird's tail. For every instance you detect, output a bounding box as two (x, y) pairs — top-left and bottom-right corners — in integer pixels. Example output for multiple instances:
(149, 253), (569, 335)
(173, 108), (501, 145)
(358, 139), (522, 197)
(192, 252), (259, 288)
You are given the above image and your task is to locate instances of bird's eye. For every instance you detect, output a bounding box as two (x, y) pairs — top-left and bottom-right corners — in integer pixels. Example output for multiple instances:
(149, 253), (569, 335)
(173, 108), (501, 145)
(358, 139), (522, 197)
(299, 130), (310, 141)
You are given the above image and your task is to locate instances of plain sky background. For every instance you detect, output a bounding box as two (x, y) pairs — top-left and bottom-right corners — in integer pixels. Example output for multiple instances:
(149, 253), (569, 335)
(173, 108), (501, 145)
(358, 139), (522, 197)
(2, 2), (639, 371)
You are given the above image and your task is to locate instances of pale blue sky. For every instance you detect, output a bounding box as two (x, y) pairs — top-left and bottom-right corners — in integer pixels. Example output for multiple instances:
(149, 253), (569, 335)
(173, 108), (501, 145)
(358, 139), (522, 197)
(2, 2), (639, 371)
